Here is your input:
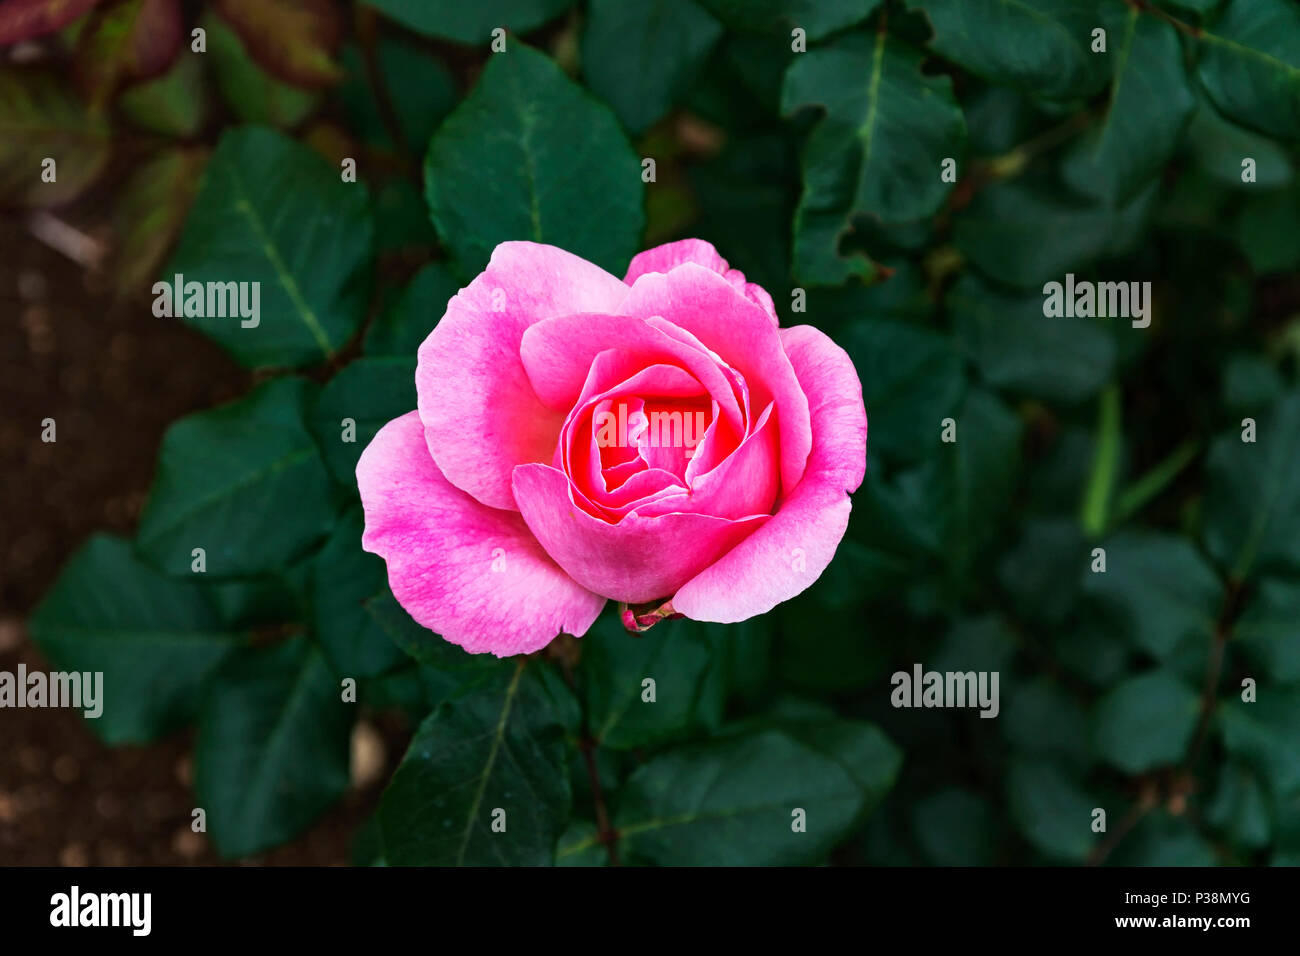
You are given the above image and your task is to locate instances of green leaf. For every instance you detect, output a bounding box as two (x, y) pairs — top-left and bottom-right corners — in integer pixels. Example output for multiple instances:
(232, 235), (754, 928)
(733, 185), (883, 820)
(556, 820), (608, 866)
(1005, 759), (1097, 862)
(27, 534), (247, 745)
(364, 262), (458, 357)
(204, 12), (321, 128)
(118, 52), (208, 138)
(1185, 100), (1293, 188)
(338, 36), (456, 152)
(309, 357), (416, 486)
(1197, 0), (1300, 142)
(953, 178), (1157, 289)
(195, 637), (353, 858)
(1091, 670), (1200, 773)
(689, 132), (796, 295)
(136, 377), (338, 577)
(1110, 812), (1216, 866)
(0, 67), (110, 206)
(950, 273), (1115, 403)
(775, 589), (893, 691)
(911, 788), (997, 865)
(1002, 677), (1090, 769)
(312, 510), (408, 679)
(698, 0), (881, 39)
(782, 32), (964, 285)
(582, 0), (722, 134)
(350, 815), (386, 866)
(1205, 393), (1300, 580)
(842, 318), (965, 465)
(930, 615), (1018, 676)
(378, 660), (575, 865)
(1207, 763), (1272, 848)
(1062, 4), (1195, 202)
(1054, 609), (1132, 689)
(834, 470), (933, 603)
(1219, 691), (1300, 798)
(165, 125), (373, 367)
(897, 387), (1023, 582)
(425, 44), (644, 277)
(1236, 186), (1300, 274)
(372, 179), (439, 253)
(908, 0), (1107, 101)
(1236, 577), (1300, 684)
(363, 592), (507, 682)
(1081, 531), (1222, 661)
(363, 0), (575, 45)
(998, 518), (1088, 626)
(1223, 354), (1286, 415)
(359, 664), (429, 720)
(205, 558), (313, 628)
(362, 596), (535, 719)
(581, 612), (731, 750)
(614, 720), (900, 865)
(110, 146), (206, 296)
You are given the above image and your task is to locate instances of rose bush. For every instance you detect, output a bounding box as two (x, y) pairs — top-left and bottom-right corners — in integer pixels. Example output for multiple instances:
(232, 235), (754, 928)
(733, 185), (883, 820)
(357, 238), (867, 656)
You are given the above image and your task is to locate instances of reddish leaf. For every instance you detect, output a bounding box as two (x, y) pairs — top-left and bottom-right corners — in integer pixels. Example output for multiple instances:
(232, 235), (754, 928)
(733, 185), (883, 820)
(111, 146), (206, 294)
(0, 66), (110, 206)
(211, 0), (342, 89)
(0, 0), (102, 45)
(74, 0), (182, 107)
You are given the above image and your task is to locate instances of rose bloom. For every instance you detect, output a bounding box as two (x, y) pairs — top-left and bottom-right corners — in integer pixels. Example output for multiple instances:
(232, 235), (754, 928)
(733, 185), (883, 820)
(357, 239), (867, 656)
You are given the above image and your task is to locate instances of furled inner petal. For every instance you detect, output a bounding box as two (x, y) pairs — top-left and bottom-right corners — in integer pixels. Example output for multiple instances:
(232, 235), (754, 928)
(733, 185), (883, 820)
(520, 313), (745, 434)
(558, 360), (719, 521)
(632, 401), (780, 522)
(620, 265), (812, 497)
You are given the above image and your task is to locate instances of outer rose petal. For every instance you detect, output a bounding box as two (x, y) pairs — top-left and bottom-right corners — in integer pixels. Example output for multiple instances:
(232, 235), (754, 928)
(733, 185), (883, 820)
(417, 242), (630, 511)
(671, 325), (867, 623)
(358, 411), (605, 656)
(624, 238), (777, 322)
(513, 462), (769, 604)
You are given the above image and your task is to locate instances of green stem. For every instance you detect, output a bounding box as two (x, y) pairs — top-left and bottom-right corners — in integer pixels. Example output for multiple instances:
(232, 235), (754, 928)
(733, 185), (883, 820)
(1113, 439), (1200, 524)
(1081, 384), (1122, 538)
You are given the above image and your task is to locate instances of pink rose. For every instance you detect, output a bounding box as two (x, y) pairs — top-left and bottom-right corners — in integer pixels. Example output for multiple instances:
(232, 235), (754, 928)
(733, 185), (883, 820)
(356, 239), (867, 656)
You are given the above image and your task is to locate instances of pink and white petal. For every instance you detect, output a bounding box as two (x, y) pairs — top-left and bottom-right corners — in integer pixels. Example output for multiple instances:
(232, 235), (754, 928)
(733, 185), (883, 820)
(623, 238), (777, 323)
(358, 411), (605, 657)
(670, 326), (867, 623)
(416, 242), (630, 511)
(513, 462), (769, 604)
(620, 263), (812, 495)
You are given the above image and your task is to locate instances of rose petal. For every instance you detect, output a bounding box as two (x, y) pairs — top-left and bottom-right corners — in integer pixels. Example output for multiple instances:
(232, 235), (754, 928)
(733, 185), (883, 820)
(520, 312), (744, 433)
(634, 401), (779, 521)
(623, 238), (777, 322)
(513, 462), (769, 604)
(619, 263), (813, 496)
(358, 411), (605, 656)
(417, 242), (630, 511)
(670, 325), (867, 623)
